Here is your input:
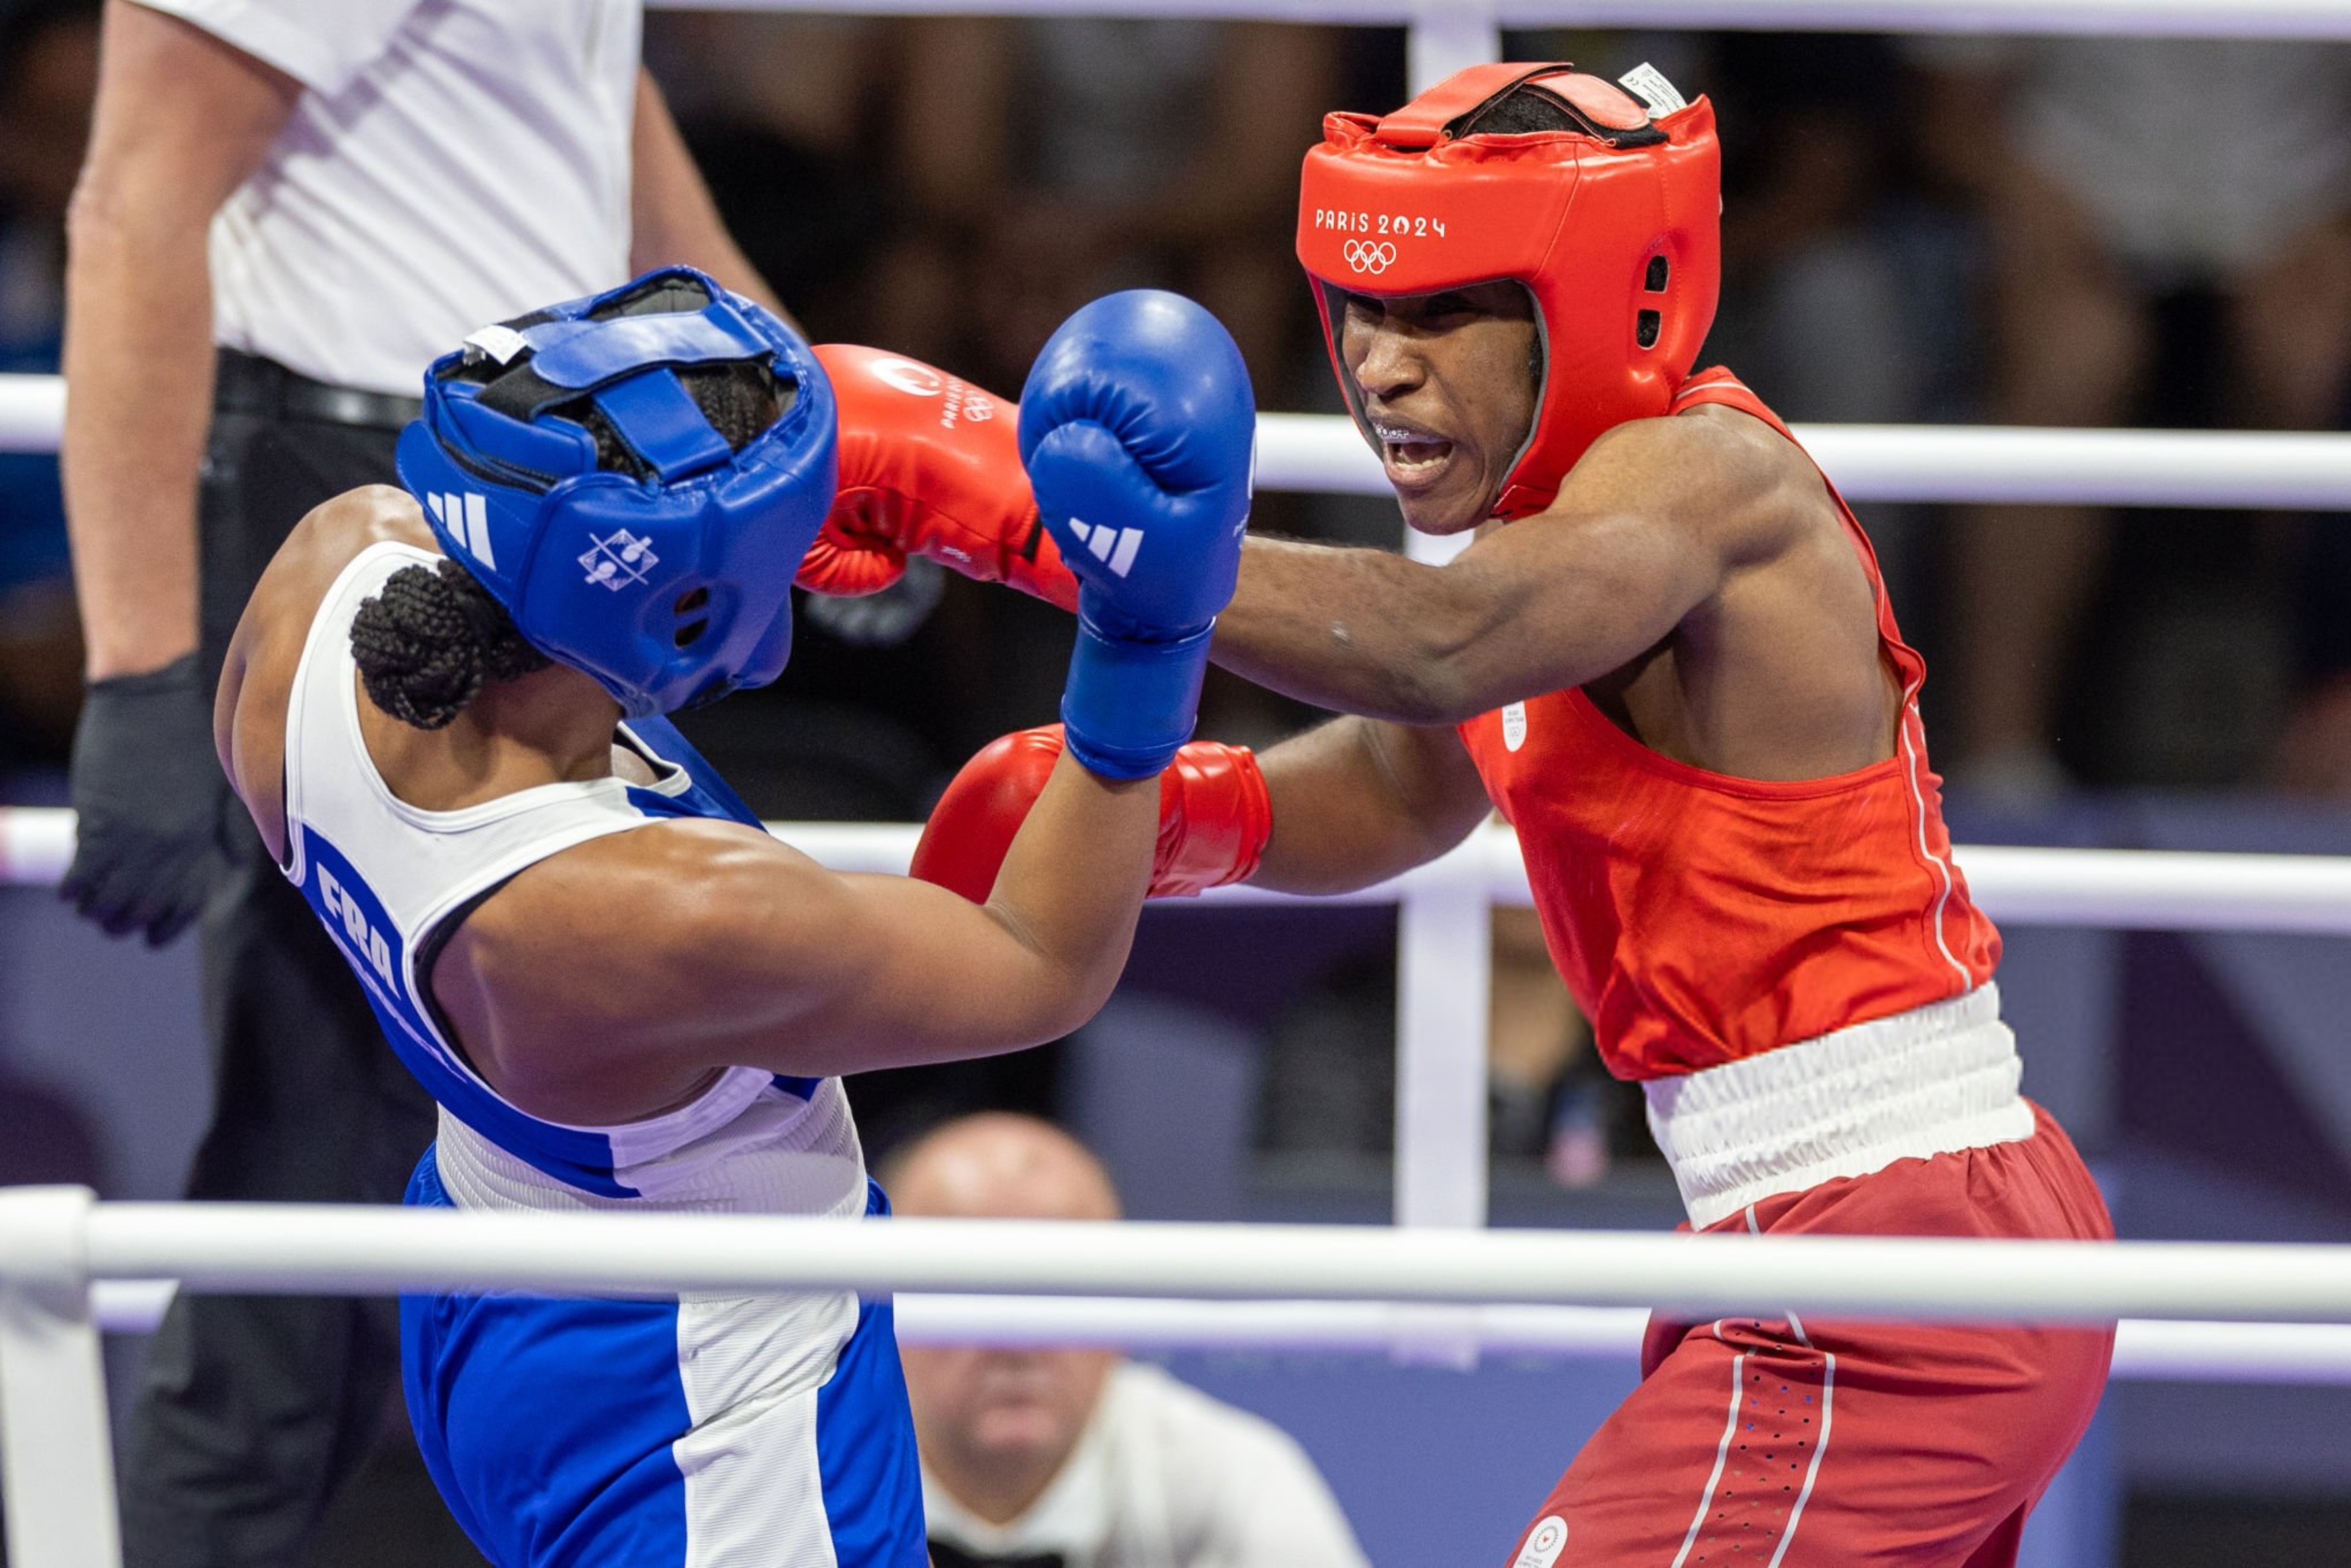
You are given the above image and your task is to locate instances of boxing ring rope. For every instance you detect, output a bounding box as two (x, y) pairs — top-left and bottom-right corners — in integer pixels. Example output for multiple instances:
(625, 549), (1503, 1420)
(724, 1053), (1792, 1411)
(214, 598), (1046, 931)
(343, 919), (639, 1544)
(71, 1280), (2351, 1384)
(1255, 415), (2351, 511)
(12, 809), (2351, 933)
(646, 0), (2351, 41)
(45, 1195), (2351, 1321)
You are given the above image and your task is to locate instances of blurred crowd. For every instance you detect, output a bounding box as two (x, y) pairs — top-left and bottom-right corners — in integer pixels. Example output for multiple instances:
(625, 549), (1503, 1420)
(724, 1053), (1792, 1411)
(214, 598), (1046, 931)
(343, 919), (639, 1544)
(4, 7), (2350, 1191)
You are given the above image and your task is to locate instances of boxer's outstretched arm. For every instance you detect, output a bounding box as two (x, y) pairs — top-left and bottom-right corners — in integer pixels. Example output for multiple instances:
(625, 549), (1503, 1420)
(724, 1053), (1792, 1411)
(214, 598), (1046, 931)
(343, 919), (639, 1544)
(727, 752), (1159, 1074)
(445, 756), (1158, 1103)
(1212, 411), (1803, 725)
(1250, 716), (1491, 895)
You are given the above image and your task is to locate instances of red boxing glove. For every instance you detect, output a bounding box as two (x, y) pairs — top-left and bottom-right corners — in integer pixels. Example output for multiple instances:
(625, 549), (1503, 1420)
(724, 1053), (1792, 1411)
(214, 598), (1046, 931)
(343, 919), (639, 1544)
(912, 725), (1272, 904)
(798, 344), (1079, 610)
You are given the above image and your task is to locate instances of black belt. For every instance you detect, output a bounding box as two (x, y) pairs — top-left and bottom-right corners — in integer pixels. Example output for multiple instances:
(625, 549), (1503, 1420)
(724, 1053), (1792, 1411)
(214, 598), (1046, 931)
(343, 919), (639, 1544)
(213, 349), (423, 431)
(928, 1547), (1064, 1568)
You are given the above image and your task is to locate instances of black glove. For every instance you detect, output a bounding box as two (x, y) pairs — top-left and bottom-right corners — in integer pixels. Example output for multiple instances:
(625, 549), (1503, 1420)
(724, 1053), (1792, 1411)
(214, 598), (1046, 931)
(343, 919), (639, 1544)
(62, 654), (232, 945)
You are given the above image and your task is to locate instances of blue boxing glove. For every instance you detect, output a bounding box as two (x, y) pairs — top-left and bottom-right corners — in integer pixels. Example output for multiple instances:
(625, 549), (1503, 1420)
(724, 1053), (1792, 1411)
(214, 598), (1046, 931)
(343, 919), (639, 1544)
(1018, 290), (1254, 779)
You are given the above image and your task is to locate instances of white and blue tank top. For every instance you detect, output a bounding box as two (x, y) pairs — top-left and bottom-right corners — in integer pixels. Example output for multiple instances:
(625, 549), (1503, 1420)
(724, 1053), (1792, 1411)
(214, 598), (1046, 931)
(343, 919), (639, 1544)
(280, 541), (865, 1218)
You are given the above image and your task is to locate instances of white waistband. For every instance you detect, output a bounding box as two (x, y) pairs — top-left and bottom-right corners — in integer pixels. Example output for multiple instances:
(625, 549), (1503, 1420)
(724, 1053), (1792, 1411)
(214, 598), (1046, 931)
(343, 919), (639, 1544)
(1643, 983), (2035, 1228)
(431, 1087), (869, 1221)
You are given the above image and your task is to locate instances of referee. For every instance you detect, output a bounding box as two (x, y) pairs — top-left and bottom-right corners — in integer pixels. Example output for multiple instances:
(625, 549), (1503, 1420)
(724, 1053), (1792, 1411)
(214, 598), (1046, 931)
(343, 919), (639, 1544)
(59, 3), (782, 1561)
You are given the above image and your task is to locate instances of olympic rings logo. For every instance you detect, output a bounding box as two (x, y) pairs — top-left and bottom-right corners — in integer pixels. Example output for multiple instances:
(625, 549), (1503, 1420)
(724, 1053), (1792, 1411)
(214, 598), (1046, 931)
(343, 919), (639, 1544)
(1343, 240), (1397, 275)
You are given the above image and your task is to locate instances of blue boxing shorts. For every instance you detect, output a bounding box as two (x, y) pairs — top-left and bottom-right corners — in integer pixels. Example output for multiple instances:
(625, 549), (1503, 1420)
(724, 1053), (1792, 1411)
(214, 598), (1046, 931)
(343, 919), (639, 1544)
(401, 1147), (928, 1567)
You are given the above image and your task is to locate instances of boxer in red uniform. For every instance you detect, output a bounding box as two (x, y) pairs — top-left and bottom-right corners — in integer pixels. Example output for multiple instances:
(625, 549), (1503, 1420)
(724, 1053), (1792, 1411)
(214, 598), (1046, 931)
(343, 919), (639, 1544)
(800, 63), (2114, 1566)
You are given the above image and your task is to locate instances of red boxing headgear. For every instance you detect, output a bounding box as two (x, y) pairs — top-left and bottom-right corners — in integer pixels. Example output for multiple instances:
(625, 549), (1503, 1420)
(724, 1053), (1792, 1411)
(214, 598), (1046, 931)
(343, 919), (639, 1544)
(1297, 63), (1721, 521)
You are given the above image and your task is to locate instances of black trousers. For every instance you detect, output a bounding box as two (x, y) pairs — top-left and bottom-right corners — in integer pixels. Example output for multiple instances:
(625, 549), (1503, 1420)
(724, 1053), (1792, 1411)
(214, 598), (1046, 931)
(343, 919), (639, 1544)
(118, 361), (441, 1568)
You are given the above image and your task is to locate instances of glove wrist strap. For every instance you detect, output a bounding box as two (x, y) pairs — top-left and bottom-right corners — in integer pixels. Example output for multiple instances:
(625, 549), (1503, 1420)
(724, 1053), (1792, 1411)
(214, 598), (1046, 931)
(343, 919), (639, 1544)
(1060, 616), (1213, 781)
(1168, 746), (1270, 892)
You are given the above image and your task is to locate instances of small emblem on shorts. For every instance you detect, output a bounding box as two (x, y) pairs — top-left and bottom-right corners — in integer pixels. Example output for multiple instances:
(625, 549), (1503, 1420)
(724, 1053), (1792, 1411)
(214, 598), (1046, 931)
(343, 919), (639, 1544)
(1514, 1515), (1568, 1568)
(581, 529), (658, 591)
(1501, 701), (1529, 752)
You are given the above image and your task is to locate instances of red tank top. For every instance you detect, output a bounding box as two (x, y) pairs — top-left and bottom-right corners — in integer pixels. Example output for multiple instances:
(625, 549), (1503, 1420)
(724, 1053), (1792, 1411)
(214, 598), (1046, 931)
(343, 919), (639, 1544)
(1457, 369), (1998, 1080)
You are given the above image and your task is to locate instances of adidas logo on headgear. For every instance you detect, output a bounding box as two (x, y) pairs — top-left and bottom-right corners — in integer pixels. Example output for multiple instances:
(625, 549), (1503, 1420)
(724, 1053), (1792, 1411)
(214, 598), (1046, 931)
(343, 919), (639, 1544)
(425, 491), (497, 569)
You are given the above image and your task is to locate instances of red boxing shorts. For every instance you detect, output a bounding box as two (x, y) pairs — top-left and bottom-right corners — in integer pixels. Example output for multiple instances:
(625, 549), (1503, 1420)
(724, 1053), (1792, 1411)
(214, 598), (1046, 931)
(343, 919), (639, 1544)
(1503, 1105), (2113, 1568)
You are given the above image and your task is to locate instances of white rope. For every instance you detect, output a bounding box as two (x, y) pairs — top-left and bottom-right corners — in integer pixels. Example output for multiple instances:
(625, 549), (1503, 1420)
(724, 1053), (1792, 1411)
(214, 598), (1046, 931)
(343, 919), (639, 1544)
(0, 375), (62, 455)
(25, 1198), (2351, 1326)
(78, 1278), (2351, 1384)
(646, 0), (2351, 43)
(7, 376), (2349, 509)
(1940, 845), (2351, 935)
(1772, 425), (2351, 511)
(7, 808), (2349, 934)
(838, 1300), (2351, 1386)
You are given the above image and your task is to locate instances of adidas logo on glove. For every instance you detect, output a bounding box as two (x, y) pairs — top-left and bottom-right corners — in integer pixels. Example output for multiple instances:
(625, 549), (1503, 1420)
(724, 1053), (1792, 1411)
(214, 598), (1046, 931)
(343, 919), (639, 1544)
(1063, 516), (1143, 577)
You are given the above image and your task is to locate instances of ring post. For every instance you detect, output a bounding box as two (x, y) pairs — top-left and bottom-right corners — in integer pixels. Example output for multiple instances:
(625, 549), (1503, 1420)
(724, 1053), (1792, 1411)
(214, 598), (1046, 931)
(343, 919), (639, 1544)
(1407, 1), (1500, 96)
(0, 1186), (121, 1568)
(1393, 873), (1493, 1366)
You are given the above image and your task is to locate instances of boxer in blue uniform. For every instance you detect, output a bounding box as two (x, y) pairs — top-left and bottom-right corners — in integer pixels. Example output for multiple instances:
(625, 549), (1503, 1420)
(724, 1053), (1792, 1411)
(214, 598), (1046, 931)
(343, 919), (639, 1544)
(211, 268), (1254, 1567)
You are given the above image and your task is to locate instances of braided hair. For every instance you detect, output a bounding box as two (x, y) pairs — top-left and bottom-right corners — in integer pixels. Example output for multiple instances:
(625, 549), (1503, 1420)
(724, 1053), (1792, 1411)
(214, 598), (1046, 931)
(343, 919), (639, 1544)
(350, 557), (552, 729)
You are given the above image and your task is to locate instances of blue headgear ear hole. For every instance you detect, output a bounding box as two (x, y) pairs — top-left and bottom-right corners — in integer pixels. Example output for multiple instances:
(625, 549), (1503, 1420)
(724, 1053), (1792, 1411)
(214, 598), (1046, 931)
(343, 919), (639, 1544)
(674, 584), (713, 650)
(396, 267), (838, 716)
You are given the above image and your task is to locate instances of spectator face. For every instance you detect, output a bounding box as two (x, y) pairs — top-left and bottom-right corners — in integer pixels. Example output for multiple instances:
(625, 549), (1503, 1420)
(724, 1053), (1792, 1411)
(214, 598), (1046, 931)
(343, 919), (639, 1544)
(902, 1342), (1120, 1491)
(0, 11), (100, 224)
(1339, 280), (1539, 536)
(888, 1116), (1123, 1520)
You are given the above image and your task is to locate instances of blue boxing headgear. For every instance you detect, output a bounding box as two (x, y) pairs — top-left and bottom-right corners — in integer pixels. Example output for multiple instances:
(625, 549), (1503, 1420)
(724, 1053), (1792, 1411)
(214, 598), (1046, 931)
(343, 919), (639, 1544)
(394, 267), (837, 716)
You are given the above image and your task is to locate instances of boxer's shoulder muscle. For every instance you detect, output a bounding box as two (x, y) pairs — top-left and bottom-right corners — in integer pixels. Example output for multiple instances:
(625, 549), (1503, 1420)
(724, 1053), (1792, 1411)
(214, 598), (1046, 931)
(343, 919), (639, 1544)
(1564, 402), (1824, 567)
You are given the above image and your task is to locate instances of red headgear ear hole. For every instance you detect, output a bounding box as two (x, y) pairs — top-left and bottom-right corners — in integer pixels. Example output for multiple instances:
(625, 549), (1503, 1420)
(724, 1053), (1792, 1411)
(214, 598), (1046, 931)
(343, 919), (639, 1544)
(1645, 256), (1670, 292)
(1636, 311), (1662, 349)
